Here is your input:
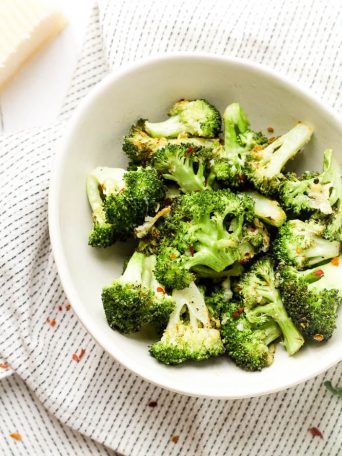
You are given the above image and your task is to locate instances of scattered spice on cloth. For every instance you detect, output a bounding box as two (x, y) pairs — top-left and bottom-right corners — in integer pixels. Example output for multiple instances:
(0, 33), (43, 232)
(148, 401), (158, 408)
(0, 362), (9, 369)
(171, 435), (179, 444)
(72, 348), (86, 362)
(308, 427), (323, 439)
(46, 318), (56, 327)
(9, 433), (22, 441)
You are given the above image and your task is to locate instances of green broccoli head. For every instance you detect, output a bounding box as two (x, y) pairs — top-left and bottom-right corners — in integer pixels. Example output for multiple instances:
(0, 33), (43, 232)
(144, 99), (221, 138)
(244, 191), (287, 227)
(150, 282), (224, 364)
(152, 143), (211, 193)
(210, 103), (268, 188)
(104, 167), (166, 240)
(246, 123), (313, 195)
(235, 256), (304, 355)
(273, 219), (341, 269)
(154, 190), (266, 289)
(278, 256), (342, 342)
(86, 167), (127, 247)
(220, 302), (281, 371)
(102, 252), (175, 334)
(280, 149), (341, 219)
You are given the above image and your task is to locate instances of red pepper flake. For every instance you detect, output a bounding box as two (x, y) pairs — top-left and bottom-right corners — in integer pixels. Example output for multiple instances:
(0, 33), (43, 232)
(189, 244), (195, 256)
(313, 269), (324, 278)
(313, 334), (324, 342)
(148, 400), (158, 408)
(185, 146), (193, 156)
(308, 427), (323, 439)
(9, 433), (22, 441)
(46, 318), (56, 327)
(331, 257), (339, 266)
(267, 127), (274, 133)
(0, 362), (9, 369)
(170, 253), (177, 260)
(65, 304), (71, 311)
(156, 287), (165, 294)
(171, 435), (179, 444)
(232, 307), (244, 318)
(58, 305), (63, 311)
(72, 348), (86, 362)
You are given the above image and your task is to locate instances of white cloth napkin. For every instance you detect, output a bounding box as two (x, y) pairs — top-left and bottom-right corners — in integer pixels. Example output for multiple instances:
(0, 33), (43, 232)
(1, 1), (342, 455)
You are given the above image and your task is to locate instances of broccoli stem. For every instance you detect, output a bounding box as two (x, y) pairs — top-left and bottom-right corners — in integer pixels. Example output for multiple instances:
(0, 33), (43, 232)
(248, 298), (304, 355)
(86, 174), (103, 212)
(304, 238), (341, 267)
(224, 103), (249, 153)
(303, 257), (342, 290)
(121, 252), (144, 284)
(261, 123), (312, 179)
(145, 116), (184, 138)
(245, 191), (286, 227)
(258, 321), (282, 346)
(162, 158), (207, 192)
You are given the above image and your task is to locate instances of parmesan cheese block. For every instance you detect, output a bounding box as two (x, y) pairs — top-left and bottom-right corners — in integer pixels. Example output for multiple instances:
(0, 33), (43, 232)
(0, 0), (66, 91)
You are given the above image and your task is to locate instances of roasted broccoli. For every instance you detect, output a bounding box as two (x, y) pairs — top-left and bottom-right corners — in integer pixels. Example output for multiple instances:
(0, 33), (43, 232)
(150, 282), (224, 364)
(102, 252), (174, 334)
(152, 144), (211, 193)
(273, 219), (341, 269)
(154, 190), (269, 289)
(280, 149), (341, 221)
(123, 118), (222, 167)
(235, 256), (304, 355)
(278, 256), (342, 342)
(245, 191), (286, 227)
(103, 166), (165, 240)
(246, 123), (313, 194)
(221, 302), (281, 371)
(86, 167), (126, 247)
(144, 99), (221, 138)
(211, 103), (267, 187)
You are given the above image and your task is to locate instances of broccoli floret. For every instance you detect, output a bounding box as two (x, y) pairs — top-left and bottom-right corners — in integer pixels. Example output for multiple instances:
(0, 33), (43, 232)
(205, 277), (235, 324)
(278, 256), (342, 342)
(246, 123), (313, 194)
(280, 149), (341, 220)
(144, 99), (221, 138)
(149, 282), (224, 364)
(154, 190), (270, 289)
(220, 302), (281, 371)
(104, 167), (165, 240)
(273, 219), (341, 269)
(211, 103), (267, 187)
(244, 191), (287, 227)
(102, 252), (175, 334)
(235, 257), (304, 355)
(123, 119), (222, 167)
(153, 144), (211, 193)
(86, 167), (126, 247)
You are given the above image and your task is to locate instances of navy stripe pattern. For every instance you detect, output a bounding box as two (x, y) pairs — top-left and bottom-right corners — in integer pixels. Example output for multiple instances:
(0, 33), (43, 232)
(0, 2), (341, 455)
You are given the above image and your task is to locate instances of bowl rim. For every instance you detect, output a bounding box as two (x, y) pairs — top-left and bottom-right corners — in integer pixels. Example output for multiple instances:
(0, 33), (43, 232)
(48, 52), (342, 399)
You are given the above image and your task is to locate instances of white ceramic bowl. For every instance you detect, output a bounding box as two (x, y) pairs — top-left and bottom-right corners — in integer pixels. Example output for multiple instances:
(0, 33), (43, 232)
(49, 53), (342, 399)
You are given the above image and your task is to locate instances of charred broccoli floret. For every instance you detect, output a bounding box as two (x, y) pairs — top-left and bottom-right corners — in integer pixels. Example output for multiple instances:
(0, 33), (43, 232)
(220, 302), (281, 371)
(103, 166), (165, 240)
(154, 190), (270, 289)
(246, 123), (313, 194)
(278, 256), (342, 342)
(245, 191), (286, 227)
(152, 144), (212, 193)
(144, 99), (221, 138)
(280, 149), (341, 220)
(150, 282), (224, 364)
(86, 167), (126, 247)
(123, 118), (222, 167)
(211, 103), (267, 187)
(235, 257), (304, 355)
(273, 219), (340, 269)
(102, 252), (174, 334)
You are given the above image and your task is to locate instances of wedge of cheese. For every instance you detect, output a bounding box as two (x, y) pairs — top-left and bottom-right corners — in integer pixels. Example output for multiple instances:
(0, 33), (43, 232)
(0, 0), (66, 91)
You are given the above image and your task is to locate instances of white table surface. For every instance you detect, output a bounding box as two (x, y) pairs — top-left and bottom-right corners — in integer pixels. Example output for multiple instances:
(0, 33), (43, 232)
(0, 0), (94, 134)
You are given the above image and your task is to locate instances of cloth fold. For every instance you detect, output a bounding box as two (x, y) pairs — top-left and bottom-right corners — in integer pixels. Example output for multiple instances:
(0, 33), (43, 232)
(0, 1), (341, 455)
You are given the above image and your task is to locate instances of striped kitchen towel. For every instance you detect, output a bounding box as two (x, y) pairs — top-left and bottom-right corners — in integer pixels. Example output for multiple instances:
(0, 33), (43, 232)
(0, 1), (341, 455)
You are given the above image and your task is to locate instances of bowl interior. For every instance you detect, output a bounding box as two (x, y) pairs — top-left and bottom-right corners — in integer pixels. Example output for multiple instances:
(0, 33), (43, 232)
(50, 55), (342, 398)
